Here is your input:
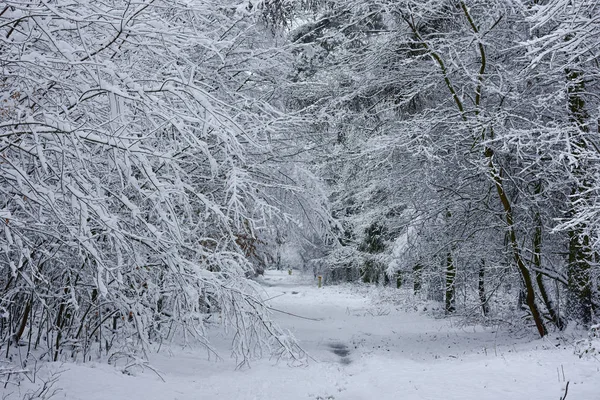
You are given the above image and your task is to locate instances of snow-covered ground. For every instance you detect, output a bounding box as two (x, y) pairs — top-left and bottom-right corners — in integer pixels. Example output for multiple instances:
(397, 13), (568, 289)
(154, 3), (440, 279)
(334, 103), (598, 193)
(5, 270), (599, 399)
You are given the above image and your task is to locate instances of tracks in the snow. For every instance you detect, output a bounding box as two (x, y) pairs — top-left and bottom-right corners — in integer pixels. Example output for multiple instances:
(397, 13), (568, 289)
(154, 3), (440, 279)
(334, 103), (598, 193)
(328, 342), (352, 365)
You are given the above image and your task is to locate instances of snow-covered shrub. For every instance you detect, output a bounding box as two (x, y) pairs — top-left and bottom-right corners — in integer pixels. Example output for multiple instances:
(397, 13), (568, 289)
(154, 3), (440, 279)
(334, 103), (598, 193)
(575, 324), (600, 359)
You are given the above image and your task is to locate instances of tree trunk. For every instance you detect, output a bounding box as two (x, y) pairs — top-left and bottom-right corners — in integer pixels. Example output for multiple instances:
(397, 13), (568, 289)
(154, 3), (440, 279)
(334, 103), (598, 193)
(478, 261), (489, 316)
(413, 263), (423, 294)
(14, 295), (32, 344)
(568, 229), (593, 325)
(532, 190), (565, 330)
(445, 252), (456, 314)
(565, 67), (595, 326)
(487, 150), (546, 337)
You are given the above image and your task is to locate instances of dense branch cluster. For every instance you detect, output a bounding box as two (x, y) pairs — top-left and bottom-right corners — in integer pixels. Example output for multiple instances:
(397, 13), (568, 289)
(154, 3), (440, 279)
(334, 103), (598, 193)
(285, 0), (600, 334)
(0, 0), (307, 365)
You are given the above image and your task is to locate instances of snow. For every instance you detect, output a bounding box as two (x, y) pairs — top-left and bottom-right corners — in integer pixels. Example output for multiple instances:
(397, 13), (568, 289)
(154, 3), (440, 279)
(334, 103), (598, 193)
(5, 270), (599, 400)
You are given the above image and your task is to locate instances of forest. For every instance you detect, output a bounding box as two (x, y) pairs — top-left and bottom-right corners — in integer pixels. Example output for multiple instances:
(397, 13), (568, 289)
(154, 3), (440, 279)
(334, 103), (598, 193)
(1, 0), (599, 398)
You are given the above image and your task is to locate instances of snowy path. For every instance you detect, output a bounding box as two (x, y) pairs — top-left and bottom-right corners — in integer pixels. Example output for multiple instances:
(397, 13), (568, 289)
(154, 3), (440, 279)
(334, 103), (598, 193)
(13, 270), (599, 400)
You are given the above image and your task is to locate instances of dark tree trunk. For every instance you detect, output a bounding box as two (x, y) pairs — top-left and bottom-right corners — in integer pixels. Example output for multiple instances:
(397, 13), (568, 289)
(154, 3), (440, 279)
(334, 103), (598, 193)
(531, 190), (565, 329)
(488, 151), (546, 337)
(445, 253), (456, 314)
(396, 271), (403, 289)
(413, 263), (423, 294)
(14, 296), (32, 344)
(478, 261), (489, 316)
(568, 229), (593, 325)
(565, 67), (595, 326)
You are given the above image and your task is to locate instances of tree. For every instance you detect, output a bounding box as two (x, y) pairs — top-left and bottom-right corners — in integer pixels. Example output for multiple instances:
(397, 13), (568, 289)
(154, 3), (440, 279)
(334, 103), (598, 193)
(281, 0), (600, 335)
(0, 0), (307, 365)
(525, 0), (600, 326)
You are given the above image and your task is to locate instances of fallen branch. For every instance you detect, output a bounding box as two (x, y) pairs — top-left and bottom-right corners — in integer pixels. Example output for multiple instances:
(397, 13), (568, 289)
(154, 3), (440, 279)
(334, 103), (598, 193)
(266, 307), (323, 321)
